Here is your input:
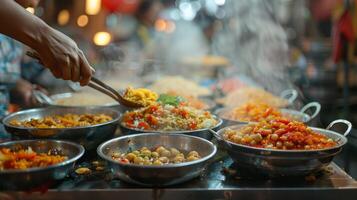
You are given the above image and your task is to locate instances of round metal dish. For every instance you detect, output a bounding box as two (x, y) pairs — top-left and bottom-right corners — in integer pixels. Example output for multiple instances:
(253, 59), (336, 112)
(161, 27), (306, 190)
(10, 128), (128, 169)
(119, 116), (223, 140)
(215, 102), (321, 126)
(214, 119), (352, 176)
(43, 92), (130, 113)
(97, 133), (216, 186)
(0, 140), (84, 189)
(216, 88), (298, 107)
(2, 107), (121, 150)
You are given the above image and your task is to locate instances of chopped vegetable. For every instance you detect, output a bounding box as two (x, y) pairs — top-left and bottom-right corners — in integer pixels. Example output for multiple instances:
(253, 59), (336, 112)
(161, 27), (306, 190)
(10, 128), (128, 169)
(9, 114), (113, 128)
(223, 117), (337, 150)
(157, 94), (184, 106)
(112, 146), (201, 165)
(0, 147), (67, 170)
(121, 103), (218, 131)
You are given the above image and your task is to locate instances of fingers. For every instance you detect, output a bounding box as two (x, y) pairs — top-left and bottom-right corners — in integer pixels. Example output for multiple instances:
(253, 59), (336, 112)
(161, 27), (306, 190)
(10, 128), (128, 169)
(78, 51), (93, 86)
(61, 56), (72, 80)
(51, 67), (62, 79)
(71, 55), (80, 82)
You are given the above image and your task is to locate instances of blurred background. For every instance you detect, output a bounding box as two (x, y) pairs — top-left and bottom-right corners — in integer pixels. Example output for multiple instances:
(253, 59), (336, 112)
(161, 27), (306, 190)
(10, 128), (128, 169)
(24, 0), (356, 123)
(2, 0), (357, 177)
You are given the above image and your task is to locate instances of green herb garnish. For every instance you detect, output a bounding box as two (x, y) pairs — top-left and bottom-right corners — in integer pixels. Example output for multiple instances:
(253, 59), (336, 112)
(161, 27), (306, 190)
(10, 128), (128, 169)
(157, 94), (185, 106)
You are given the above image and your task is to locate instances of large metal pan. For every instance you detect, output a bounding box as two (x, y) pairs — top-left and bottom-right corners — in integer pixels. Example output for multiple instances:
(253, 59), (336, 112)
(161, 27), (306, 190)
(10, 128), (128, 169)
(0, 140), (84, 190)
(216, 89), (298, 108)
(213, 119), (352, 176)
(97, 133), (216, 186)
(119, 116), (223, 140)
(35, 92), (130, 113)
(2, 107), (121, 150)
(215, 102), (321, 127)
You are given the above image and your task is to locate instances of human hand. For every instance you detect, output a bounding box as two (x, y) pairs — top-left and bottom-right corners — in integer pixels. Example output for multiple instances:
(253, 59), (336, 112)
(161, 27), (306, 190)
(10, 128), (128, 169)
(10, 79), (47, 108)
(32, 27), (93, 86)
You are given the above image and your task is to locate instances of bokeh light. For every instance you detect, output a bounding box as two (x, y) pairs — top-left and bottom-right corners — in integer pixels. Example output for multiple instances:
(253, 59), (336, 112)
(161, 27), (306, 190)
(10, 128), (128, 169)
(93, 31), (111, 46)
(86, 0), (101, 15)
(77, 15), (89, 27)
(57, 9), (70, 26)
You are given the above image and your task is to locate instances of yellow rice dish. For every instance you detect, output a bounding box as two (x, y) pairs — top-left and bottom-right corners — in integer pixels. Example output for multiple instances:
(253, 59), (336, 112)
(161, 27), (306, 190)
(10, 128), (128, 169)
(123, 87), (158, 106)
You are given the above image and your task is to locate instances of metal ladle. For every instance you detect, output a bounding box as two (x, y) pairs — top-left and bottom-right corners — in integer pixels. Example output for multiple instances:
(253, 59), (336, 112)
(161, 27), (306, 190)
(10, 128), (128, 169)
(26, 51), (142, 108)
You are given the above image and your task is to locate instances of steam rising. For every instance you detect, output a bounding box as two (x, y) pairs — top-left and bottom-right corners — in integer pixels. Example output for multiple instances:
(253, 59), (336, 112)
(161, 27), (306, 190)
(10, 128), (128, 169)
(212, 0), (293, 94)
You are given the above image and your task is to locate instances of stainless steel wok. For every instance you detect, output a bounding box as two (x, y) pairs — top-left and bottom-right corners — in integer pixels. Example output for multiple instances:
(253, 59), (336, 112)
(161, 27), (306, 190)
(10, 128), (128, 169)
(97, 133), (216, 186)
(2, 107), (121, 150)
(215, 102), (321, 126)
(0, 140), (84, 190)
(214, 119), (352, 176)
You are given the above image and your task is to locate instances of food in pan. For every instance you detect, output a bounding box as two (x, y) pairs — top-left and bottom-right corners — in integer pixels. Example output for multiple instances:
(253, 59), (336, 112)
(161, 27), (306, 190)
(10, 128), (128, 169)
(183, 96), (211, 110)
(121, 103), (218, 131)
(217, 87), (289, 108)
(111, 146), (201, 165)
(123, 87), (158, 106)
(9, 113), (113, 128)
(149, 76), (211, 97)
(221, 102), (283, 122)
(223, 117), (337, 150)
(163, 92), (212, 110)
(0, 147), (67, 170)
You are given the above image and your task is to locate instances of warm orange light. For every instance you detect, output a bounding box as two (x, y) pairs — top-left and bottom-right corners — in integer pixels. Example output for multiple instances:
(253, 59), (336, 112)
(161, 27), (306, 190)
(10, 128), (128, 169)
(86, 0), (101, 15)
(77, 15), (89, 27)
(155, 19), (167, 32)
(58, 9), (70, 26)
(93, 32), (111, 46)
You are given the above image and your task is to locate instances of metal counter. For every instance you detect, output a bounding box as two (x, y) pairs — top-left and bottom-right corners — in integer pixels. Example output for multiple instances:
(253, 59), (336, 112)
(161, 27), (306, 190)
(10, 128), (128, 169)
(1, 155), (357, 200)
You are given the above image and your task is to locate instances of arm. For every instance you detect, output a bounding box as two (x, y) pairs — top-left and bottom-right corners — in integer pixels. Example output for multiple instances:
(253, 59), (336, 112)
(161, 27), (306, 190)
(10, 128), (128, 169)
(0, 0), (92, 85)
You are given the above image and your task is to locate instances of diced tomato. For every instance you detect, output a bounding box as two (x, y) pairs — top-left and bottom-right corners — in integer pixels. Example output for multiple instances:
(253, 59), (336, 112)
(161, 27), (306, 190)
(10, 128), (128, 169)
(189, 122), (197, 130)
(179, 110), (189, 118)
(120, 158), (129, 163)
(148, 105), (159, 113)
(125, 119), (134, 125)
(146, 115), (158, 125)
(138, 122), (150, 130)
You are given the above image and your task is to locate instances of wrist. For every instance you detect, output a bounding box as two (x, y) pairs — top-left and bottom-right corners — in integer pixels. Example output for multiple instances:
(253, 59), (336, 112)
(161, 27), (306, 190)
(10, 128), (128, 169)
(27, 21), (51, 52)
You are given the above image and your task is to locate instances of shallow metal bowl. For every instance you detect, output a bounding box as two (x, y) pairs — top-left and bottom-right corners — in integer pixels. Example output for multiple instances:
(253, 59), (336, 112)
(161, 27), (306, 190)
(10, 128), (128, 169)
(46, 92), (130, 113)
(215, 119), (352, 176)
(2, 107), (121, 150)
(215, 102), (321, 126)
(119, 116), (223, 140)
(0, 140), (84, 189)
(97, 133), (217, 186)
